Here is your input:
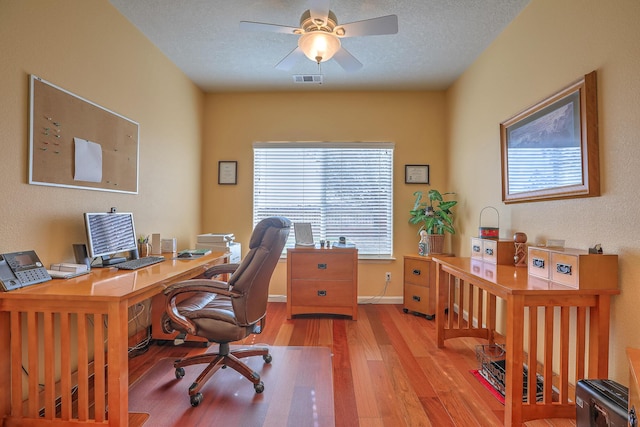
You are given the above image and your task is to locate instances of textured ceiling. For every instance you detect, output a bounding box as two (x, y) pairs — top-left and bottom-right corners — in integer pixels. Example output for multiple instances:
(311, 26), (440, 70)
(108, 0), (530, 92)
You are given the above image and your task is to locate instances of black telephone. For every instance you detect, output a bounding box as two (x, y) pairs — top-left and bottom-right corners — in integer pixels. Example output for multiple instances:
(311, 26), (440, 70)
(0, 250), (51, 291)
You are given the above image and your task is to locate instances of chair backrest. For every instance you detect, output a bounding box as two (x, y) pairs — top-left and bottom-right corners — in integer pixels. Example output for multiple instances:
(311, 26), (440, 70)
(228, 217), (290, 326)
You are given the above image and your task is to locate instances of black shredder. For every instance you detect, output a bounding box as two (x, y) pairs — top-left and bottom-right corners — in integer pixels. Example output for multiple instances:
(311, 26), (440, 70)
(576, 379), (628, 427)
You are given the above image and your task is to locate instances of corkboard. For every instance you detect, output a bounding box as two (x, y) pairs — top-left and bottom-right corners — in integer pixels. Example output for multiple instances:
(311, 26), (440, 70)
(29, 75), (139, 193)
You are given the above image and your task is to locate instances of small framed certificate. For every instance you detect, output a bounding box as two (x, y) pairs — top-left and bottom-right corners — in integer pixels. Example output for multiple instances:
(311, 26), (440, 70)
(218, 161), (237, 185)
(405, 164), (429, 184)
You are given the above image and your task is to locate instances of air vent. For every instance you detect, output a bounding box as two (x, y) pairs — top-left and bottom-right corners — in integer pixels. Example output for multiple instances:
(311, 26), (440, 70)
(293, 74), (323, 84)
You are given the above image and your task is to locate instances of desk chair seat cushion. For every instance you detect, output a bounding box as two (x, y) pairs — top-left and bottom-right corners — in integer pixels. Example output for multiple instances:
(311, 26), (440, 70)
(168, 289), (256, 342)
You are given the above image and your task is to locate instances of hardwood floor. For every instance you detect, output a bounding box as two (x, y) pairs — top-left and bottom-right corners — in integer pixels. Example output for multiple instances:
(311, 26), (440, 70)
(128, 302), (576, 427)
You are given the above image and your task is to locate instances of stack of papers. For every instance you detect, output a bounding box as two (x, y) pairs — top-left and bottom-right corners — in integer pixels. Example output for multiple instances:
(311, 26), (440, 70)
(48, 263), (90, 279)
(179, 249), (212, 257)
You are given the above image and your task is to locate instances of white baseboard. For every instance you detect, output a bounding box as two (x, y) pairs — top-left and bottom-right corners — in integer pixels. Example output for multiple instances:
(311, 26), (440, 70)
(268, 295), (403, 304)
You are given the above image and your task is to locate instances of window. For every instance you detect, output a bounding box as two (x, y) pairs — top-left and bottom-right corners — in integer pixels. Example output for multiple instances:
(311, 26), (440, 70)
(253, 142), (394, 258)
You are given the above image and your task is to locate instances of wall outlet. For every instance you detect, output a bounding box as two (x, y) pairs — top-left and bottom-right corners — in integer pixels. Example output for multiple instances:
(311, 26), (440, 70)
(385, 272), (391, 281)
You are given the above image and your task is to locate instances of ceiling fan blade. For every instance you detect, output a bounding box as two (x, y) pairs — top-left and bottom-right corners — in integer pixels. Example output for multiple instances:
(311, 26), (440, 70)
(275, 46), (305, 71)
(309, 0), (330, 26)
(332, 47), (363, 72)
(337, 15), (399, 38)
(240, 21), (300, 35)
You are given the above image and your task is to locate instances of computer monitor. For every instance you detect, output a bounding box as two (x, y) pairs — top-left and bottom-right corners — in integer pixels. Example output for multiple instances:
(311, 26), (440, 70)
(84, 212), (138, 266)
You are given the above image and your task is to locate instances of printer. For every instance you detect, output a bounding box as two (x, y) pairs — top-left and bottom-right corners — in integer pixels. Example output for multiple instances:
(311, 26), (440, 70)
(196, 233), (241, 264)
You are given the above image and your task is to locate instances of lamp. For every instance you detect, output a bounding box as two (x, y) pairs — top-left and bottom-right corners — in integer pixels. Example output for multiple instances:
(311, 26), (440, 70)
(298, 31), (341, 64)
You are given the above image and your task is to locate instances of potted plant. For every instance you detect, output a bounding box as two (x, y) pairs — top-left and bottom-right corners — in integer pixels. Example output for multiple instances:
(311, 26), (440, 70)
(409, 189), (457, 255)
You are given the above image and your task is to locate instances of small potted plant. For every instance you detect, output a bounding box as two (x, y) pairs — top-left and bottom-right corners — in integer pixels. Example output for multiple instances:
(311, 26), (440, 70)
(409, 189), (457, 255)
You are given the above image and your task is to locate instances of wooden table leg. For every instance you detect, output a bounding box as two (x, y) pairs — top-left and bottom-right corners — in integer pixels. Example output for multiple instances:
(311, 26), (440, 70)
(505, 294), (525, 427)
(108, 300), (130, 426)
(589, 293), (611, 378)
(435, 263), (446, 348)
(0, 311), (10, 420)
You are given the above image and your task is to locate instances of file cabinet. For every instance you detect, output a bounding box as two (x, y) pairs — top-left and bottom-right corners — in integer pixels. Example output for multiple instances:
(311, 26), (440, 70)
(287, 247), (358, 319)
(403, 254), (452, 319)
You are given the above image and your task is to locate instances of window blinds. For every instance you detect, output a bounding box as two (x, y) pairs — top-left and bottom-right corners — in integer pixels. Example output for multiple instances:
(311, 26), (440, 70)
(253, 142), (394, 257)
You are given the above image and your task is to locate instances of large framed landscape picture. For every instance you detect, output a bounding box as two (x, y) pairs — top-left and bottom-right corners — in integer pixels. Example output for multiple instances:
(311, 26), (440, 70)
(500, 71), (600, 203)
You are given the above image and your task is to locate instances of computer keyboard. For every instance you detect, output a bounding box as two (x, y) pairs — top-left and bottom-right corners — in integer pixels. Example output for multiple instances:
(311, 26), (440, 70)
(114, 256), (165, 270)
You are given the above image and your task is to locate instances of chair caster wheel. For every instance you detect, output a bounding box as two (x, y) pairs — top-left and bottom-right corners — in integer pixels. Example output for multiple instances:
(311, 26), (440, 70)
(263, 353), (272, 364)
(254, 381), (265, 394)
(190, 392), (203, 407)
(175, 367), (185, 379)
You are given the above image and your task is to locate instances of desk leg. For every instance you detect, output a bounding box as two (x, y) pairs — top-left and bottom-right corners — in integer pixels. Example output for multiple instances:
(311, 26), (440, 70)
(435, 263), (446, 348)
(505, 295), (525, 427)
(107, 300), (130, 426)
(589, 294), (611, 378)
(487, 293), (497, 344)
(0, 311), (9, 420)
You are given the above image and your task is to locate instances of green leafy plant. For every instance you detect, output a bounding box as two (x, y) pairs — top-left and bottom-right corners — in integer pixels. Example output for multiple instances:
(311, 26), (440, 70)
(409, 189), (457, 235)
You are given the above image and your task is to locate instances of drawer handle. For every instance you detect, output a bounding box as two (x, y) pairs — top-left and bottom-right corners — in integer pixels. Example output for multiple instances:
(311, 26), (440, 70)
(317, 290), (327, 297)
(317, 263), (327, 270)
(412, 295), (421, 302)
(532, 258), (545, 269)
(556, 263), (572, 275)
(472, 245), (481, 253)
(412, 269), (421, 276)
(485, 248), (494, 256)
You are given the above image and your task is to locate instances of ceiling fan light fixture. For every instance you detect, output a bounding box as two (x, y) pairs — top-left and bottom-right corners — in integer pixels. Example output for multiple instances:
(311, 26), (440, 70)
(298, 31), (341, 64)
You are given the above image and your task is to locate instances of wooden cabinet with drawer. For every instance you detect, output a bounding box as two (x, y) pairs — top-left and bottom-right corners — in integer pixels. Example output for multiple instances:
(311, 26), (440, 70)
(403, 254), (452, 319)
(287, 247), (358, 319)
(527, 246), (618, 289)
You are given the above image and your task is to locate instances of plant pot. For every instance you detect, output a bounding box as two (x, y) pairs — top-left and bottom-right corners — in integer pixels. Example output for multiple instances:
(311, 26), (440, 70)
(426, 234), (445, 255)
(137, 243), (151, 257)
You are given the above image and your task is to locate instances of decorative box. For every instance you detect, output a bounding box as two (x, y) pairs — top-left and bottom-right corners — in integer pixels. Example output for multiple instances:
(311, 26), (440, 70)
(471, 237), (516, 265)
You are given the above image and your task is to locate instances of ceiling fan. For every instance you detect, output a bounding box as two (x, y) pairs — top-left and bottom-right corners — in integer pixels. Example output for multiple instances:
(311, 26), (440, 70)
(240, 0), (398, 72)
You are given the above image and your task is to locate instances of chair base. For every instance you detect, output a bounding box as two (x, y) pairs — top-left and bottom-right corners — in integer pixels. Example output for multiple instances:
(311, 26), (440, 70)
(173, 342), (271, 406)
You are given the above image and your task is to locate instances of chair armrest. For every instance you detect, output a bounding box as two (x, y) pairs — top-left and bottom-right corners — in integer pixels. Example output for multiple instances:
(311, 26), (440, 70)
(201, 263), (240, 279)
(163, 279), (243, 335)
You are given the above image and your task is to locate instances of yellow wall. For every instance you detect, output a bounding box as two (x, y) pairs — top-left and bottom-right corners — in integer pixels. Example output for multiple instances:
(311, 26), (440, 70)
(447, 0), (640, 384)
(202, 91), (448, 297)
(0, 0), (204, 266)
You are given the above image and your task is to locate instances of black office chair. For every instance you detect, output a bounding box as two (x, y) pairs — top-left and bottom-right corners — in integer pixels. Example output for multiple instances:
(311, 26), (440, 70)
(161, 217), (290, 406)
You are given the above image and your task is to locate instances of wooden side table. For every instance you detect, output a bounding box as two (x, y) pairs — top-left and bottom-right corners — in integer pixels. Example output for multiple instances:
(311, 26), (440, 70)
(287, 247), (358, 320)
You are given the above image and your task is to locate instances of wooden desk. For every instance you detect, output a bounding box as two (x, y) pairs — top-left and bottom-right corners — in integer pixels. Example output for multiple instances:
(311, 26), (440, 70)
(433, 257), (619, 427)
(0, 252), (227, 427)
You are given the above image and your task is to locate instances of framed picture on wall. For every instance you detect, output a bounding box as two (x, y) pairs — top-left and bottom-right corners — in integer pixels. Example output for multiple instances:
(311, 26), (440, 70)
(218, 161), (237, 185)
(500, 71), (599, 203)
(405, 165), (429, 184)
